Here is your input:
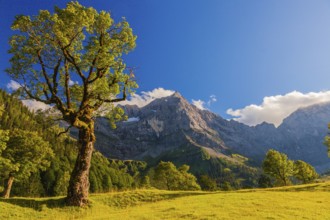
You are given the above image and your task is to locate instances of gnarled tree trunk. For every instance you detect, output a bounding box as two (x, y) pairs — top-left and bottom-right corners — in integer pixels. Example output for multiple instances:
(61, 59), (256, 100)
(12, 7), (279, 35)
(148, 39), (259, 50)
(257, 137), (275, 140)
(66, 125), (95, 206)
(3, 175), (14, 199)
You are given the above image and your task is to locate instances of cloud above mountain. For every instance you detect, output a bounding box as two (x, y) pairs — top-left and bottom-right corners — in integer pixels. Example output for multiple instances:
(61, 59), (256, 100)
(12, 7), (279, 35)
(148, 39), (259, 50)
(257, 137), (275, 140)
(22, 100), (51, 112)
(6, 80), (21, 90)
(192, 99), (206, 110)
(120, 88), (175, 107)
(226, 90), (330, 127)
(192, 95), (217, 110)
(6, 80), (51, 112)
(121, 88), (218, 110)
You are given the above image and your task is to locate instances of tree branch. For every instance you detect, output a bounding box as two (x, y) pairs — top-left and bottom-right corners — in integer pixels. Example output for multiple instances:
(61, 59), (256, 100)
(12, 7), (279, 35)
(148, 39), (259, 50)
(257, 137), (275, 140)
(36, 50), (67, 114)
(87, 33), (104, 83)
(53, 58), (62, 95)
(88, 68), (106, 84)
(22, 86), (52, 105)
(37, 50), (54, 93)
(57, 125), (73, 137)
(64, 58), (71, 109)
(63, 30), (83, 50)
(62, 49), (86, 82)
(97, 84), (127, 103)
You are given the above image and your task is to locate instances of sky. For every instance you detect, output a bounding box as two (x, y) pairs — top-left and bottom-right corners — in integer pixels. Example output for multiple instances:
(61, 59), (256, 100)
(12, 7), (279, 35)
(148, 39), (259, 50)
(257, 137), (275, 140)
(2, 0), (330, 126)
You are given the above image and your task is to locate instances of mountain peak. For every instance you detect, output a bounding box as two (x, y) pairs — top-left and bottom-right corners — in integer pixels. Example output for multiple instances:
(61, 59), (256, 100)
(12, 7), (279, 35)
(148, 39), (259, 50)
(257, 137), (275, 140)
(171, 91), (184, 98)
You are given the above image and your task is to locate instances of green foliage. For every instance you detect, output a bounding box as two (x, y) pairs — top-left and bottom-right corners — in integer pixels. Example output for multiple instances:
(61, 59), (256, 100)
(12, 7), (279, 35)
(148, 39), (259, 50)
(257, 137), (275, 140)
(0, 129), (54, 197)
(0, 90), (39, 131)
(232, 154), (249, 163)
(262, 150), (319, 187)
(6, 1), (138, 126)
(11, 173), (46, 197)
(53, 171), (71, 196)
(262, 149), (294, 186)
(0, 90), (146, 197)
(0, 130), (54, 181)
(293, 160), (318, 184)
(221, 181), (232, 191)
(0, 130), (9, 156)
(325, 126), (330, 157)
(153, 144), (259, 189)
(258, 174), (273, 188)
(109, 159), (147, 187)
(140, 176), (151, 188)
(7, 3), (138, 204)
(89, 153), (147, 192)
(201, 149), (210, 160)
(152, 161), (201, 191)
(198, 175), (217, 191)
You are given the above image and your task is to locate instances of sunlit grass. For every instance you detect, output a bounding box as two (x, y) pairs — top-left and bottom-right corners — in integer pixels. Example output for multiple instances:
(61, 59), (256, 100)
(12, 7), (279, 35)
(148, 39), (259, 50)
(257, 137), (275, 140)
(1, 181), (330, 219)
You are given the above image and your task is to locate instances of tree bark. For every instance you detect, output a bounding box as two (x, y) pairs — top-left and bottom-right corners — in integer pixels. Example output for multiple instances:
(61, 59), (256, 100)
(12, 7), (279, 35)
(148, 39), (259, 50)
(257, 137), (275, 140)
(66, 126), (95, 206)
(3, 175), (14, 199)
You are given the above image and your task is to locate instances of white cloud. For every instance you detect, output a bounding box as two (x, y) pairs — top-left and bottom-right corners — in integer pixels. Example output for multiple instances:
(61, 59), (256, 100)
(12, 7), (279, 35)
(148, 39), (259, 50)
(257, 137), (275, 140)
(207, 94), (217, 106)
(192, 95), (217, 110)
(120, 88), (175, 107)
(192, 99), (206, 110)
(22, 100), (51, 112)
(68, 79), (78, 86)
(226, 90), (330, 127)
(7, 80), (21, 90)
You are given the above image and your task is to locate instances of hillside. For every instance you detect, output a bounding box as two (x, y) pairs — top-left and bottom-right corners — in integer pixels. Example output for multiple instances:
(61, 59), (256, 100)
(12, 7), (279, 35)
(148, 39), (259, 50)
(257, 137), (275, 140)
(90, 92), (259, 187)
(0, 90), (147, 197)
(1, 181), (330, 219)
(92, 92), (330, 172)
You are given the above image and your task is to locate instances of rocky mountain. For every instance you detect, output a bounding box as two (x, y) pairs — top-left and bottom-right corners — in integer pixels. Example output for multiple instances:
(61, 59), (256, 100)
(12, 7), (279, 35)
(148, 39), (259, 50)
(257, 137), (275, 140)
(94, 93), (234, 165)
(93, 92), (330, 173)
(276, 102), (330, 171)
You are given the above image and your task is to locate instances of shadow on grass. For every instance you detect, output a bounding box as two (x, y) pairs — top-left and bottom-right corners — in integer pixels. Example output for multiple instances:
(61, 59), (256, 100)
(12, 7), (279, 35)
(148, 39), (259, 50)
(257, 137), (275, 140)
(0, 197), (66, 211)
(0, 191), (216, 210)
(93, 190), (215, 208)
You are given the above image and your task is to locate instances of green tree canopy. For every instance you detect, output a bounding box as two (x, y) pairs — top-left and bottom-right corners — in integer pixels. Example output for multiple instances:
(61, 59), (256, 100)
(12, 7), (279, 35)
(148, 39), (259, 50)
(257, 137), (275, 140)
(293, 160), (318, 184)
(262, 149), (294, 186)
(198, 175), (217, 191)
(6, 2), (137, 206)
(153, 161), (200, 191)
(324, 134), (330, 157)
(0, 130), (9, 156)
(0, 130), (54, 198)
(258, 174), (273, 188)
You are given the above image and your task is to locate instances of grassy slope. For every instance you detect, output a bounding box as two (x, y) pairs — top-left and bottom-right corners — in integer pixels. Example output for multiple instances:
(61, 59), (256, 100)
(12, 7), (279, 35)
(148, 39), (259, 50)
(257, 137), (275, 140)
(1, 181), (330, 220)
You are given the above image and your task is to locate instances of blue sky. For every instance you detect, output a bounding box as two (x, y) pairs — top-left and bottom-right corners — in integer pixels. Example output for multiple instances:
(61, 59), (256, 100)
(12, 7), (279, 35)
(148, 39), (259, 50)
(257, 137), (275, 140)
(2, 0), (330, 126)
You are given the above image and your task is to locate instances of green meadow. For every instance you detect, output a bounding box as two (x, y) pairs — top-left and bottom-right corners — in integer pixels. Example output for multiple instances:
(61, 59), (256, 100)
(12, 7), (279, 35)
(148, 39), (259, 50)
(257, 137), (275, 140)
(1, 180), (329, 220)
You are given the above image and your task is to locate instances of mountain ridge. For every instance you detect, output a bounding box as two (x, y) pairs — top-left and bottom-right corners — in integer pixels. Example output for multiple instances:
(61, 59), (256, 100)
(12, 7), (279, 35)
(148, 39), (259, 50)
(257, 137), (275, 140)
(93, 92), (330, 173)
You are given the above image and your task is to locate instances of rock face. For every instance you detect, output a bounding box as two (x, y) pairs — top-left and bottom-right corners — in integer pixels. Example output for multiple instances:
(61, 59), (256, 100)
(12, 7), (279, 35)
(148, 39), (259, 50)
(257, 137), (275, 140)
(276, 103), (330, 170)
(94, 92), (330, 172)
(95, 92), (229, 161)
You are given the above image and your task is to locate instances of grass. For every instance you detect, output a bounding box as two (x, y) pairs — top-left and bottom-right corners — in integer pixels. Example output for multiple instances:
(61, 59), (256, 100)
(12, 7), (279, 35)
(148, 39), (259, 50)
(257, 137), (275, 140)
(0, 181), (330, 220)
